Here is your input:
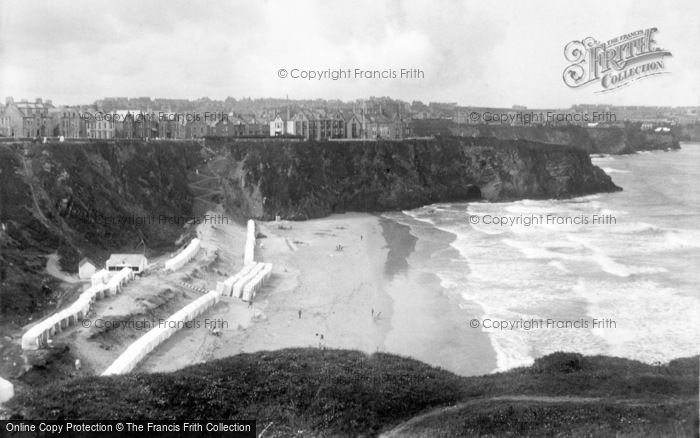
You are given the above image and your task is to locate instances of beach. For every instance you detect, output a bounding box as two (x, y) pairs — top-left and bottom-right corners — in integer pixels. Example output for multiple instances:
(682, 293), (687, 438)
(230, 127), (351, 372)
(141, 212), (497, 376)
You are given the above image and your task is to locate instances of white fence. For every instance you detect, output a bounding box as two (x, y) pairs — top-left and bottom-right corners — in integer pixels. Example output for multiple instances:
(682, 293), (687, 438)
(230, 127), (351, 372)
(101, 290), (220, 375)
(21, 267), (134, 350)
(164, 238), (201, 271)
(241, 263), (273, 301)
(100, 218), (273, 375)
(243, 220), (255, 265)
(216, 262), (272, 301)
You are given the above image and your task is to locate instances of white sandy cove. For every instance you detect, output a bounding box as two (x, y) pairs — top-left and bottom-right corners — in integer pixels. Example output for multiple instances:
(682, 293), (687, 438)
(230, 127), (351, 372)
(141, 213), (395, 373)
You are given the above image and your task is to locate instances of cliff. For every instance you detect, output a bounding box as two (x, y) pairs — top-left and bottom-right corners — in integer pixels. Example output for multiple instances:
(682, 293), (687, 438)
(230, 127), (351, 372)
(1, 137), (618, 318)
(0, 141), (202, 319)
(209, 137), (620, 220)
(412, 121), (681, 154)
(673, 123), (700, 142)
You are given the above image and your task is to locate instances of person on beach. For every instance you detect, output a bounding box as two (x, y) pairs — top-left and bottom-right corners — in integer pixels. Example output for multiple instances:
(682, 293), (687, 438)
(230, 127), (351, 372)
(298, 309), (302, 319)
(371, 308), (374, 317)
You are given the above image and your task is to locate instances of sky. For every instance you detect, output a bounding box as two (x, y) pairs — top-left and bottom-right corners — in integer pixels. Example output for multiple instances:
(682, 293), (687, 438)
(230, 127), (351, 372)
(0, 0), (698, 108)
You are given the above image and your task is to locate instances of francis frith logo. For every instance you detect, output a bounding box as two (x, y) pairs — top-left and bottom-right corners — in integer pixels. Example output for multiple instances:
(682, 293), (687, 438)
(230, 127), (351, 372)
(563, 28), (672, 92)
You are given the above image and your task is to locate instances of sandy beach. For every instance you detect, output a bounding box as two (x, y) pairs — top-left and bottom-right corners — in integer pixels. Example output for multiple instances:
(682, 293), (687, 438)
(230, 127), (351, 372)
(140, 211), (497, 377)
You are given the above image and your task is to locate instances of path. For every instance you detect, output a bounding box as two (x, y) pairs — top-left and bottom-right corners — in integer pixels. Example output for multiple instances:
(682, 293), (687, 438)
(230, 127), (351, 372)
(379, 395), (694, 437)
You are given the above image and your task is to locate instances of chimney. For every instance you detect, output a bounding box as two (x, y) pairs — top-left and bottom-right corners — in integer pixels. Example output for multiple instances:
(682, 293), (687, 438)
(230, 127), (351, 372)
(36, 98), (42, 104)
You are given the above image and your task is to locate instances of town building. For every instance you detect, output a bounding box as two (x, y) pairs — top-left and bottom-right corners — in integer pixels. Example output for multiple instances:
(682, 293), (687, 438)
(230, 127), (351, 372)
(343, 111), (363, 139)
(1, 97), (55, 137)
(57, 106), (87, 138)
(86, 112), (116, 139)
(158, 112), (186, 139)
(185, 118), (211, 138)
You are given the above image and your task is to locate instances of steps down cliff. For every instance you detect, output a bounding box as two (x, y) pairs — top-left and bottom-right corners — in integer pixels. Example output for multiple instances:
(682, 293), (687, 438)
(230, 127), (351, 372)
(211, 137), (620, 220)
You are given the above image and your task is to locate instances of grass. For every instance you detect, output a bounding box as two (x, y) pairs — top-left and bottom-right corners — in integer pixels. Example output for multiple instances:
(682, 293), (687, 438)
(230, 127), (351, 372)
(8, 349), (699, 437)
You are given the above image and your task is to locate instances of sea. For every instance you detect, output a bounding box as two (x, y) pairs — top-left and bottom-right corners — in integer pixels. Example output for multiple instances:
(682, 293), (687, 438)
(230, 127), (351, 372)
(383, 143), (700, 373)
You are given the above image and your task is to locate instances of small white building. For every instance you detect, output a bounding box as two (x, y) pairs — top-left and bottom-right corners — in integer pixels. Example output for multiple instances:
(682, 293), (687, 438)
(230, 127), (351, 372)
(78, 257), (97, 279)
(106, 254), (147, 274)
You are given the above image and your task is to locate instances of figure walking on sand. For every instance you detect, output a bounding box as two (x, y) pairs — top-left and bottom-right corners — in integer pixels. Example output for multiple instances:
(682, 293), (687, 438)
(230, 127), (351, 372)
(298, 309), (302, 319)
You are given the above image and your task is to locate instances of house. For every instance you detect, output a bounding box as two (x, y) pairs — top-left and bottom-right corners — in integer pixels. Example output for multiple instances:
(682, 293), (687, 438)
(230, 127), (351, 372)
(2, 97), (54, 137)
(78, 257), (97, 279)
(185, 118), (211, 138)
(58, 106), (87, 138)
(363, 111), (411, 139)
(106, 254), (148, 274)
(344, 111), (363, 139)
(86, 112), (116, 139)
(290, 110), (311, 139)
(269, 112), (289, 136)
(245, 115), (269, 136)
(214, 117), (234, 136)
(113, 110), (143, 138)
(0, 105), (12, 137)
(158, 112), (186, 139)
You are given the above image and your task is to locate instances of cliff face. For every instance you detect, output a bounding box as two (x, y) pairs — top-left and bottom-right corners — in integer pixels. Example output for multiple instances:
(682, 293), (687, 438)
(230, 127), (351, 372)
(674, 123), (700, 142)
(1, 137), (618, 318)
(210, 137), (620, 220)
(413, 122), (681, 154)
(0, 141), (202, 318)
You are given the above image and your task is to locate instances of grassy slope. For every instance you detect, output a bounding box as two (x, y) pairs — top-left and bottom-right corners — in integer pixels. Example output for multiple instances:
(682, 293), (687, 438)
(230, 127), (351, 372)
(8, 349), (699, 437)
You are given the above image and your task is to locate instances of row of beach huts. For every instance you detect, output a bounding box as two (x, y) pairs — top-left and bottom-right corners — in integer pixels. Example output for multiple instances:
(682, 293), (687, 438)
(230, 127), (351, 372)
(15, 220), (271, 385)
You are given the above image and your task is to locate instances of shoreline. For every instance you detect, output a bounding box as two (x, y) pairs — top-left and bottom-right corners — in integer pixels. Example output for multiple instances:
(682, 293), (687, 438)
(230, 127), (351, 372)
(380, 212), (498, 376)
(140, 210), (498, 377)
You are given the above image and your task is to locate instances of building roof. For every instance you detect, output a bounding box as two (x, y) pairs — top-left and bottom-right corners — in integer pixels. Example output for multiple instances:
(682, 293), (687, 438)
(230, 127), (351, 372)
(106, 254), (147, 266)
(79, 257), (96, 268)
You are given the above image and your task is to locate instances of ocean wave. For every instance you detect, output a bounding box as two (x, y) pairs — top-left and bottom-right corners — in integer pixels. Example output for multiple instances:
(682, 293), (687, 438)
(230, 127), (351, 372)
(601, 167), (630, 174)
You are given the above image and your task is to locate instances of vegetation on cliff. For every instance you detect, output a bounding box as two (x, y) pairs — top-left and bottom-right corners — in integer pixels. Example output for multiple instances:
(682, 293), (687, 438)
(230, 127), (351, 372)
(209, 137), (619, 220)
(0, 141), (201, 320)
(1, 137), (618, 319)
(8, 349), (698, 437)
(412, 121), (681, 154)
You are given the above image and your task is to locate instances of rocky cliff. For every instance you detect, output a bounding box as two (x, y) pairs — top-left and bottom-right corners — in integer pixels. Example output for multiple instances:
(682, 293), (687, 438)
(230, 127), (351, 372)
(0, 141), (202, 319)
(1, 137), (618, 318)
(209, 137), (619, 220)
(412, 121), (680, 154)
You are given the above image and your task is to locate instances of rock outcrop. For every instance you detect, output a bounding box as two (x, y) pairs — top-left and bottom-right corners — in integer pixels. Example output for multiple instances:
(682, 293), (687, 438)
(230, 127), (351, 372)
(412, 121), (681, 154)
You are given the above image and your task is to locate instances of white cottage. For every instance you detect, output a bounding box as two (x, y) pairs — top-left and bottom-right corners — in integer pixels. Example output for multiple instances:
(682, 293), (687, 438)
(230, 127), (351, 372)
(78, 257), (97, 279)
(106, 254), (147, 274)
